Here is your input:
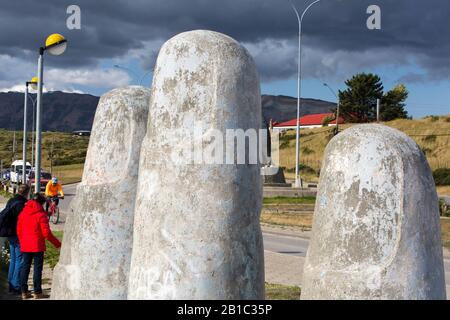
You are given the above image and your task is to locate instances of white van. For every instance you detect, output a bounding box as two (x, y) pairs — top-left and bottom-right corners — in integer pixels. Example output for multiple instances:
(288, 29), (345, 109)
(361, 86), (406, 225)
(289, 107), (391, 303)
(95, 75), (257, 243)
(10, 160), (32, 184)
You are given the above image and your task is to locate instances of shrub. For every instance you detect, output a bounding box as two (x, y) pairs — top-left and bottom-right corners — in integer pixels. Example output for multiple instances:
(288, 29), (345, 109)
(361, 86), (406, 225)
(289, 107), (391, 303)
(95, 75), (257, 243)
(321, 116), (333, 127)
(425, 115), (440, 122)
(0, 243), (10, 271)
(286, 163), (316, 175)
(301, 147), (314, 155)
(279, 140), (290, 149)
(421, 147), (432, 155)
(433, 168), (450, 186)
(423, 134), (436, 143)
(439, 200), (450, 217)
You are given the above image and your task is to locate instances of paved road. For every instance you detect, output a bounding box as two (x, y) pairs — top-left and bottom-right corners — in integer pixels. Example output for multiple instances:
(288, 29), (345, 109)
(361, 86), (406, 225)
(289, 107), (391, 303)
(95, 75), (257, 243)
(263, 232), (309, 258)
(262, 227), (450, 297)
(59, 184), (310, 258)
(59, 183), (78, 213)
(58, 183), (450, 297)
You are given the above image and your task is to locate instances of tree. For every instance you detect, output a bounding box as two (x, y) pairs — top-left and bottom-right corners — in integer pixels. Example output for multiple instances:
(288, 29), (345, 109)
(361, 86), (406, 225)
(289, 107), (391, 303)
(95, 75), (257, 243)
(338, 73), (408, 122)
(339, 73), (383, 123)
(380, 84), (409, 121)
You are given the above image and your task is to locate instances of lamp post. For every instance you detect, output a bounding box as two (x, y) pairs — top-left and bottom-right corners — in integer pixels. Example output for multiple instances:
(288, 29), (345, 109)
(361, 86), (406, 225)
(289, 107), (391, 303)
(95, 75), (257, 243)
(323, 83), (340, 134)
(12, 130), (16, 162)
(22, 77), (38, 184)
(29, 91), (37, 170)
(114, 64), (152, 85)
(35, 34), (67, 193)
(290, 0), (321, 188)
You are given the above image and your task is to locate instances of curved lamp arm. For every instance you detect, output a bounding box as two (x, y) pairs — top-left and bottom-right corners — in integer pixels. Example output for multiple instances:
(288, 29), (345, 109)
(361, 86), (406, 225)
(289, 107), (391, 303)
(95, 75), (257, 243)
(290, 0), (321, 26)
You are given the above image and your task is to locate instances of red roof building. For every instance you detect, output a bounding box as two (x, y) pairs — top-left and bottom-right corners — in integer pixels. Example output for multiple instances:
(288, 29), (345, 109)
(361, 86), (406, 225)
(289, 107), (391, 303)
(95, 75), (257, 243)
(273, 113), (344, 130)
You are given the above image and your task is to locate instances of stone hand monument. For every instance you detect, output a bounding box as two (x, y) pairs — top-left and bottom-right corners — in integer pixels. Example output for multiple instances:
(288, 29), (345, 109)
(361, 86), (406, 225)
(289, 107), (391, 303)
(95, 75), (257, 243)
(51, 86), (150, 299)
(128, 30), (265, 299)
(302, 124), (446, 300)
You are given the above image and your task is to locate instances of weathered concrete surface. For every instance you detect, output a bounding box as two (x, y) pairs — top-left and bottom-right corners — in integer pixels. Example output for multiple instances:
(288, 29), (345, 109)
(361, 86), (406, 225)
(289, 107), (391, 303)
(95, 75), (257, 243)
(262, 166), (287, 185)
(302, 124), (446, 300)
(264, 251), (303, 287)
(127, 30), (264, 299)
(51, 86), (150, 299)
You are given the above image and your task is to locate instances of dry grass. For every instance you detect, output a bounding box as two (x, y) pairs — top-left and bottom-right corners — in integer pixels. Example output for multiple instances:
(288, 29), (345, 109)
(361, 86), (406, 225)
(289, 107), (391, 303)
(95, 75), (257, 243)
(261, 211), (313, 230)
(265, 283), (301, 300)
(279, 126), (331, 182)
(441, 219), (450, 249)
(0, 130), (89, 168)
(49, 163), (84, 185)
(437, 186), (450, 195)
(279, 115), (450, 184)
(263, 196), (316, 205)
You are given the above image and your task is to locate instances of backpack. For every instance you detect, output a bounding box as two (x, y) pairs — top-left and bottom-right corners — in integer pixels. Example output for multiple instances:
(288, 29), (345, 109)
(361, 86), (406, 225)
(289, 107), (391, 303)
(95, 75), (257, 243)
(0, 197), (24, 237)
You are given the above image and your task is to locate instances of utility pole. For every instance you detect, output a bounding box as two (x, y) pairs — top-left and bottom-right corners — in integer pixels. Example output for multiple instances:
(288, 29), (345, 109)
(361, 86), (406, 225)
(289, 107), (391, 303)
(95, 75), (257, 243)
(12, 130), (16, 162)
(324, 83), (340, 135)
(376, 99), (380, 122)
(50, 135), (55, 175)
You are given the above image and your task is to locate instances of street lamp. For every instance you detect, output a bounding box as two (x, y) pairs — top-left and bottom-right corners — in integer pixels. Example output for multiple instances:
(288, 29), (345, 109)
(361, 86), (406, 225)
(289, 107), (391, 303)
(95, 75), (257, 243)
(21, 77), (38, 184)
(323, 83), (341, 134)
(35, 33), (67, 193)
(290, 0), (321, 188)
(114, 64), (152, 85)
(28, 78), (38, 170)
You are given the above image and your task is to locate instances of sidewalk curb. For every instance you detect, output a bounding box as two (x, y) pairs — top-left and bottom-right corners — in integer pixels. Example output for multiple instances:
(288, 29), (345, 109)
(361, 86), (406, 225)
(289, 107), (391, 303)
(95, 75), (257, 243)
(261, 223), (450, 259)
(261, 223), (311, 240)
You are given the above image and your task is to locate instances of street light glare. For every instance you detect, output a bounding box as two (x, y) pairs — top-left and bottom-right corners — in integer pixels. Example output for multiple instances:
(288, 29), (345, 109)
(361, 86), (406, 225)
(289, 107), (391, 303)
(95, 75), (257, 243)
(45, 33), (67, 56)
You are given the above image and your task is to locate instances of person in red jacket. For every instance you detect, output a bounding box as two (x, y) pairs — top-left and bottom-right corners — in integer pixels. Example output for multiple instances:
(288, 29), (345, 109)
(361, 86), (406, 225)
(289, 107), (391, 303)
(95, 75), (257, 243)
(17, 193), (61, 299)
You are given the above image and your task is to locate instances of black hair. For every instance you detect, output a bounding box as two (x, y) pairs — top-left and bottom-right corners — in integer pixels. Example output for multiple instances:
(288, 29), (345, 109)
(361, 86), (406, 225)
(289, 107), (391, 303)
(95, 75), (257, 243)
(33, 193), (47, 205)
(18, 184), (30, 197)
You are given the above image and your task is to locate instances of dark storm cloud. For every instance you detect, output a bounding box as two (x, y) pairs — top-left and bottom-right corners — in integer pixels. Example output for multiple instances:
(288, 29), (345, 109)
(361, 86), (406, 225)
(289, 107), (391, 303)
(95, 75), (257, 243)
(0, 0), (450, 81)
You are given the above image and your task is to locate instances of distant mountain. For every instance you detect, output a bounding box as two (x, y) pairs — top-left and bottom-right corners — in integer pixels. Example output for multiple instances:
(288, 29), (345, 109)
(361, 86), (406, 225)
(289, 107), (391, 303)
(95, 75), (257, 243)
(0, 91), (99, 132)
(261, 95), (336, 127)
(0, 91), (335, 132)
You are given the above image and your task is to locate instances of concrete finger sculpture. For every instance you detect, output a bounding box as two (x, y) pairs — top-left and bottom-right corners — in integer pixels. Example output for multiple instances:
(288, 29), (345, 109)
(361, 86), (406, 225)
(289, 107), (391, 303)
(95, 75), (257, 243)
(51, 86), (150, 299)
(302, 124), (446, 300)
(128, 30), (264, 299)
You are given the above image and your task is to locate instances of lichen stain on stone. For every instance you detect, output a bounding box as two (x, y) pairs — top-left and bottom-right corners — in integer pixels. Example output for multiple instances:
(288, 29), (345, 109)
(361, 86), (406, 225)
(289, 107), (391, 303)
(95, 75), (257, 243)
(51, 86), (151, 300)
(302, 124), (446, 300)
(128, 30), (263, 299)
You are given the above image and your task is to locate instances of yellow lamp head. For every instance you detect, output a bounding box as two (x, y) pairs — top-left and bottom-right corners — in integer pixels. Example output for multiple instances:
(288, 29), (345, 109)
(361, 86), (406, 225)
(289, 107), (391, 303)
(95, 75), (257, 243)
(30, 77), (38, 90)
(45, 33), (67, 56)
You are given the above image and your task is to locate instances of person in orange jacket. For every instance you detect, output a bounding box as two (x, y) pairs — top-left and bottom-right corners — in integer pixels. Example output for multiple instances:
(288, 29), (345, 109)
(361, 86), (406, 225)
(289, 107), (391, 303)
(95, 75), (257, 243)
(17, 193), (61, 300)
(44, 177), (64, 213)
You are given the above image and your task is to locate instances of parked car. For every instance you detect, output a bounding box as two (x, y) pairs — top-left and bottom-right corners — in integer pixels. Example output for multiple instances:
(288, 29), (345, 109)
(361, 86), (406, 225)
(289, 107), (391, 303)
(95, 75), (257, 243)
(28, 171), (52, 191)
(1, 169), (10, 181)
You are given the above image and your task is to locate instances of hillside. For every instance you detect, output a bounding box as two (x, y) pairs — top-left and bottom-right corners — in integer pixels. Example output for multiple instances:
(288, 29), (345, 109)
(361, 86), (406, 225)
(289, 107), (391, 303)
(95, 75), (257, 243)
(0, 91), (99, 132)
(278, 115), (450, 184)
(1, 115), (449, 189)
(0, 91), (334, 132)
(0, 129), (89, 170)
